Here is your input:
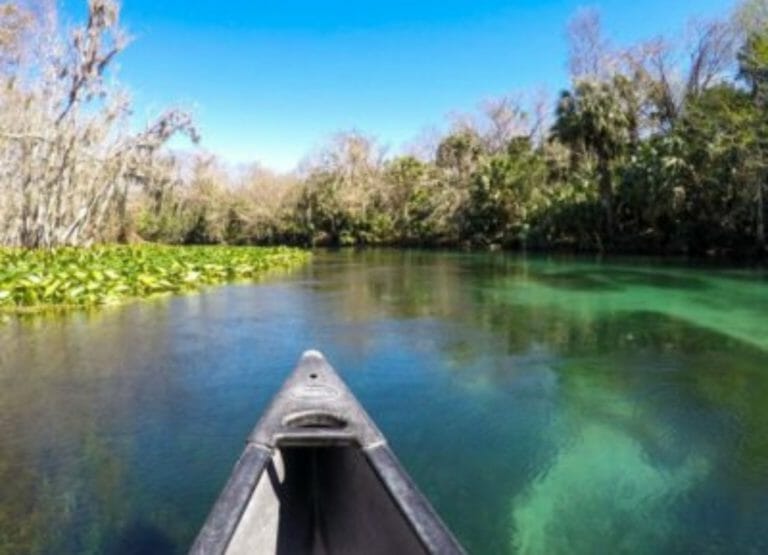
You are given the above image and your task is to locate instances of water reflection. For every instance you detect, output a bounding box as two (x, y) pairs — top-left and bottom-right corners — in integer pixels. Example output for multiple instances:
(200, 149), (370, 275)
(0, 250), (767, 554)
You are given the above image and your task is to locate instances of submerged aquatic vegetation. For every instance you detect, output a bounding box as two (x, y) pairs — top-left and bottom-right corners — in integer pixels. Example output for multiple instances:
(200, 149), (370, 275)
(510, 421), (709, 555)
(0, 245), (309, 312)
(508, 377), (709, 555)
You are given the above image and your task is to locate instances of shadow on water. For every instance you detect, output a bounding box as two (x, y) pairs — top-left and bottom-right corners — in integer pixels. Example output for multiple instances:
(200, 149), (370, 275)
(531, 270), (627, 291)
(108, 522), (176, 555)
(533, 268), (710, 292)
(0, 249), (767, 554)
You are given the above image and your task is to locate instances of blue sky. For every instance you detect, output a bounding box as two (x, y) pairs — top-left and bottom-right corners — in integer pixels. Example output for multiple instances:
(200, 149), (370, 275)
(62, 0), (734, 171)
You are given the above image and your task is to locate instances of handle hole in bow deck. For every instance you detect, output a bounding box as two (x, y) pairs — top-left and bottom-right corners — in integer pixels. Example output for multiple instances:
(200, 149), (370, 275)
(284, 411), (347, 429)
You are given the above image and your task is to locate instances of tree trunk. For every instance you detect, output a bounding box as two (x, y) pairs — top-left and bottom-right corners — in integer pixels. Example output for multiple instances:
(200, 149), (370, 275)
(758, 178), (766, 251)
(598, 156), (614, 241)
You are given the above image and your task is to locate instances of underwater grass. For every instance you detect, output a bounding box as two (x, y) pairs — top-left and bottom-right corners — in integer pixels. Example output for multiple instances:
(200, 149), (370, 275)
(0, 245), (309, 313)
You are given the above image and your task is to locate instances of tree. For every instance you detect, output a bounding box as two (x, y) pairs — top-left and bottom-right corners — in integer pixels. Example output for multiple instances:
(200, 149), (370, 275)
(552, 76), (639, 240)
(382, 156), (426, 241)
(460, 138), (547, 247)
(737, 27), (768, 250)
(616, 134), (689, 250)
(0, 0), (198, 247)
(296, 131), (386, 245)
(676, 85), (757, 252)
(685, 18), (738, 98)
(567, 8), (613, 81)
(0, 2), (34, 75)
(435, 129), (484, 182)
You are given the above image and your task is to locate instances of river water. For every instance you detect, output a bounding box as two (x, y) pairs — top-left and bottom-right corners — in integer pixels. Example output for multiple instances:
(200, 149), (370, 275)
(1, 250), (767, 554)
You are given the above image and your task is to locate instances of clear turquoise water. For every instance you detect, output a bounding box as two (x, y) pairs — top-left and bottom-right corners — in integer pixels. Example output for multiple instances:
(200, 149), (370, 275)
(1, 250), (767, 554)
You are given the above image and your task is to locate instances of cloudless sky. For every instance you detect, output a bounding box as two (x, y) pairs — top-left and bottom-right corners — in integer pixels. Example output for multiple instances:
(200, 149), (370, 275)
(61, 0), (735, 171)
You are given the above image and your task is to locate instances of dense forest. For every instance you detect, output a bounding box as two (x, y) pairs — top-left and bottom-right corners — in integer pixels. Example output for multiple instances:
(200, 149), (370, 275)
(1, 0), (768, 257)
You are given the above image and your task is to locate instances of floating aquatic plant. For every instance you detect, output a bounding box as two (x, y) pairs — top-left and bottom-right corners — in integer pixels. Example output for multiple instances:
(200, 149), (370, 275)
(0, 245), (309, 312)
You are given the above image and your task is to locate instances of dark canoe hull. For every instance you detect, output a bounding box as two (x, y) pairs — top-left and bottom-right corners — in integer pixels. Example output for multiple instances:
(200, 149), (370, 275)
(190, 351), (465, 555)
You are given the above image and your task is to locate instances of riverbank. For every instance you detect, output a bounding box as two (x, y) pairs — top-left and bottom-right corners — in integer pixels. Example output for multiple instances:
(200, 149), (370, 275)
(0, 245), (310, 313)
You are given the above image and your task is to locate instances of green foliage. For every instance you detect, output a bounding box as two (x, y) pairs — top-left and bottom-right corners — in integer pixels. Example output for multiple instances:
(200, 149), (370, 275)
(553, 77), (638, 161)
(0, 246), (309, 312)
(461, 139), (547, 247)
(128, 50), (767, 257)
(553, 76), (640, 237)
(530, 175), (603, 251)
(382, 156), (453, 245)
(135, 210), (194, 245)
(615, 135), (689, 250)
(436, 130), (484, 179)
(739, 31), (768, 104)
(7, 0), (764, 258)
(675, 85), (761, 251)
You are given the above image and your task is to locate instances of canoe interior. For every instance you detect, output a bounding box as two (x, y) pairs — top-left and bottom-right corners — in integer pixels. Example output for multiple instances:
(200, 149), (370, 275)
(226, 446), (428, 555)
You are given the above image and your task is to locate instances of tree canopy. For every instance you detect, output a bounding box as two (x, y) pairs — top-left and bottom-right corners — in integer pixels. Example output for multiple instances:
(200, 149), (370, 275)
(1, 0), (766, 258)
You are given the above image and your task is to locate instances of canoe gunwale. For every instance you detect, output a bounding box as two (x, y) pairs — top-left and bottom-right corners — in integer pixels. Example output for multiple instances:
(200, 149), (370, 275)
(365, 444), (465, 554)
(189, 443), (272, 555)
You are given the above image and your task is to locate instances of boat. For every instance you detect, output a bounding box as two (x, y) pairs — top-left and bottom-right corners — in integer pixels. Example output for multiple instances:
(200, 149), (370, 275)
(189, 350), (465, 555)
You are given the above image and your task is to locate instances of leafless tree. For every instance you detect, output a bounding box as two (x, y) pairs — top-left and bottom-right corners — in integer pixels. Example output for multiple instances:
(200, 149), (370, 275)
(296, 131), (387, 239)
(684, 18), (738, 97)
(527, 88), (552, 145)
(570, 11), (737, 131)
(0, 0), (198, 247)
(734, 0), (768, 39)
(621, 37), (684, 130)
(0, 3), (31, 72)
(479, 96), (530, 153)
(567, 8), (613, 82)
(403, 125), (443, 162)
(231, 164), (301, 243)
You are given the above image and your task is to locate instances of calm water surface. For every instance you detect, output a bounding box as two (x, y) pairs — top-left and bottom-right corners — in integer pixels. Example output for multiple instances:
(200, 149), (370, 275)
(1, 250), (768, 554)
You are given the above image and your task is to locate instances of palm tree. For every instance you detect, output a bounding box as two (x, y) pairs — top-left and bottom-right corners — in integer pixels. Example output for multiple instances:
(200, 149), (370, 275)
(553, 76), (638, 240)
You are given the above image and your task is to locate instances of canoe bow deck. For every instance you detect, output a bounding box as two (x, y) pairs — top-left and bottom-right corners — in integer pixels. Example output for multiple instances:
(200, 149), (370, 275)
(190, 350), (465, 555)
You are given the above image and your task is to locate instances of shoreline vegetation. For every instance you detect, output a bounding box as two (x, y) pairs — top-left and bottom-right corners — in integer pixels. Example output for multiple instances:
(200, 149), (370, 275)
(0, 245), (309, 313)
(0, 0), (767, 264)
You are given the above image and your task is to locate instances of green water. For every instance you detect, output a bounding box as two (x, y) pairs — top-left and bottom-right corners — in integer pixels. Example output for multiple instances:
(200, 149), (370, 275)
(0, 250), (767, 554)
